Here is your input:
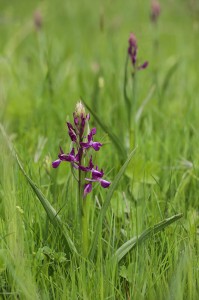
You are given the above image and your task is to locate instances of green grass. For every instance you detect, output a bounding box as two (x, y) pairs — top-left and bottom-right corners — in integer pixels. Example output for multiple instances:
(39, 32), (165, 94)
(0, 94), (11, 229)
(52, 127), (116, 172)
(1, 0), (199, 299)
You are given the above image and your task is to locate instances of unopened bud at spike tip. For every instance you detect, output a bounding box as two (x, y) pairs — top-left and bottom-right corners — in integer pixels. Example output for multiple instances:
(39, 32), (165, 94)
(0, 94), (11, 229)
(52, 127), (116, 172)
(74, 101), (86, 119)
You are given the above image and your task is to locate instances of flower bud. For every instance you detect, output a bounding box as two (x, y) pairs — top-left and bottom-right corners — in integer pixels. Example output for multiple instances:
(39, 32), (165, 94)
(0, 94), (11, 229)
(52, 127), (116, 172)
(73, 101), (88, 139)
(151, 0), (161, 23)
(33, 10), (43, 30)
(74, 101), (86, 119)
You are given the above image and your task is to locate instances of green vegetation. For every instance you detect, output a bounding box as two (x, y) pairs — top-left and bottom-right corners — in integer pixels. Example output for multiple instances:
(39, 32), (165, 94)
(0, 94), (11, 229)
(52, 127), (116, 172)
(0, 0), (199, 299)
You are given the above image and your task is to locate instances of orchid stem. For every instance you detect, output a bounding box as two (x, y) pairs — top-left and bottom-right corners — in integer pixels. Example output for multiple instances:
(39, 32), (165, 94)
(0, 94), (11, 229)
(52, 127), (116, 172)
(82, 199), (89, 256)
(78, 148), (88, 256)
(130, 72), (137, 149)
(123, 53), (131, 130)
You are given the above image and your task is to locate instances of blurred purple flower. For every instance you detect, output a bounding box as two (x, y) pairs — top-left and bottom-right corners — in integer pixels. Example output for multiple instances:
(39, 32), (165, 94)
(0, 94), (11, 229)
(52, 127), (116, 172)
(128, 33), (148, 71)
(151, 0), (161, 23)
(33, 10), (43, 31)
(128, 33), (137, 66)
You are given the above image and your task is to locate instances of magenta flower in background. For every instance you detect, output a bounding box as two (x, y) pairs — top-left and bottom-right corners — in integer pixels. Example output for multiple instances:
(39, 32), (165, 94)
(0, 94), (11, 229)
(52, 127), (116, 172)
(151, 0), (161, 23)
(52, 101), (111, 197)
(33, 10), (43, 31)
(128, 33), (148, 71)
(128, 33), (137, 66)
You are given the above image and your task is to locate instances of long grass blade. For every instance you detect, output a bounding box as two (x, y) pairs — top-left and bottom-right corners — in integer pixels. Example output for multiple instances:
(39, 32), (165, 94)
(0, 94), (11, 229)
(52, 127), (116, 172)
(135, 85), (155, 123)
(161, 60), (179, 96)
(83, 100), (127, 160)
(114, 213), (183, 263)
(89, 147), (137, 260)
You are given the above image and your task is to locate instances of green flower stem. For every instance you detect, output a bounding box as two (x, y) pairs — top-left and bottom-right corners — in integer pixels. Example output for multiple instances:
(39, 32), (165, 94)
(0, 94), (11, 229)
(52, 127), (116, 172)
(123, 53), (131, 130)
(78, 151), (88, 257)
(82, 198), (89, 257)
(130, 72), (137, 149)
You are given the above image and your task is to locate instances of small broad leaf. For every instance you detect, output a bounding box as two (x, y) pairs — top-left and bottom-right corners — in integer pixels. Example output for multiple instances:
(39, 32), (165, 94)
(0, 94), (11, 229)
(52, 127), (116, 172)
(114, 213), (183, 263)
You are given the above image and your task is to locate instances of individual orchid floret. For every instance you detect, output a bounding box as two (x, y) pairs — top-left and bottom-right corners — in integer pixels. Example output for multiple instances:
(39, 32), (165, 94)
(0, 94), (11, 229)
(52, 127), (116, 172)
(84, 165), (111, 196)
(84, 183), (92, 197)
(79, 156), (94, 172)
(52, 147), (79, 169)
(67, 122), (77, 142)
(128, 33), (148, 71)
(80, 128), (102, 151)
(91, 166), (111, 188)
(151, 0), (161, 23)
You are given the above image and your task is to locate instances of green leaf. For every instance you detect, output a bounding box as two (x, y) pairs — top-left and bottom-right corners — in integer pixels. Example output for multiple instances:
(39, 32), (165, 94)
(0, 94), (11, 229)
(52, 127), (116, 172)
(114, 213), (183, 263)
(161, 59), (179, 96)
(88, 147), (137, 261)
(83, 101), (127, 160)
(17, 155), (78, 255)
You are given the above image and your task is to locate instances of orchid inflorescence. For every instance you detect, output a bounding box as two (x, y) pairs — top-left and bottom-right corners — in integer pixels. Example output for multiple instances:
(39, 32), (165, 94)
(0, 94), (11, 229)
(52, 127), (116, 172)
(128, 33), (148, 71)
(150, 0), (161, 24)
(52, 101), (111, 197)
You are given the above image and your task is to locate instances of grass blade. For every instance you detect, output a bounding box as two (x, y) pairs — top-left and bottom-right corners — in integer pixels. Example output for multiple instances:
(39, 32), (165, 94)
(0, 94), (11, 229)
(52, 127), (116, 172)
(161, 60), (179, 96)
(114, 213), (183, 263)
(135, 85), (155, 123)
(88, 147), (137, 260)
(83, 100), (127, 160)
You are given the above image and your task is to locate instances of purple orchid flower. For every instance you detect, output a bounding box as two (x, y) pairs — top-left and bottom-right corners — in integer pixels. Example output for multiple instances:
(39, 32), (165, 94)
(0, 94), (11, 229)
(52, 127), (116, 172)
(52, 101), (111, 198)
(83, 165), (111, 196)
(52, 147), (79, 168)
(84, 183), (92, 197)
(128, 33), (137, 66)
(89, 166), (111, 188)
(79, 156), (94, 172)
(67, 122), (77, 142)
(80, 128), (102, 151)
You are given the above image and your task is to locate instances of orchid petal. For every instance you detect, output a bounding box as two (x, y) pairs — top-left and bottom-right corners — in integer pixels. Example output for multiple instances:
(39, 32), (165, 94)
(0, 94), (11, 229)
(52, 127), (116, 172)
(84, 183), (92, 197)
(92, 142), (102, 151)
(100, 179), (111, 188)
(52, 159), (61, 168)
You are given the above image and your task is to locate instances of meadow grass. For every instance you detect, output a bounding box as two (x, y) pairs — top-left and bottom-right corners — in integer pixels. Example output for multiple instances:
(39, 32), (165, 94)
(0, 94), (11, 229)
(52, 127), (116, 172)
(0, 0), (199, 299)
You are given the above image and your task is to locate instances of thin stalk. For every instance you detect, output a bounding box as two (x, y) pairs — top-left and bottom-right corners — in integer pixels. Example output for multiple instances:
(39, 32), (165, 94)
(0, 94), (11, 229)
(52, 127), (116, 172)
(82, 199), (89, 256)
(123, 53), (131, 130)
(78, 164), (83, 220)
(131, 72), (137, 118)
(78, 144), (88, 256)
(130, 72), (137, 149)
(152, 22), (161, 106)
